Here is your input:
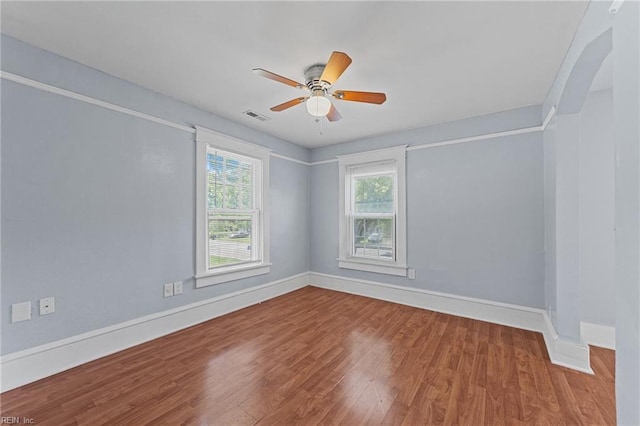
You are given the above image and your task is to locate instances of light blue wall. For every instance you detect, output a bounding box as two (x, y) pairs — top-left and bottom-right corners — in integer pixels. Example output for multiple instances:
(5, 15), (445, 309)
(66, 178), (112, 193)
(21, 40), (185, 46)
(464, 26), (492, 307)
(543, 1), (640, 422)
(579, 89), (615, 327)
(1, 35), (310, 354)
(612, 2), (640, 423)
(553, 112), (581, 340)
(542, 6), (614, 343)
(543, 114), (557, 325)
(311, 111), (545, 308)
(0, 36), (310, 164)
(311, 105), (541, 163)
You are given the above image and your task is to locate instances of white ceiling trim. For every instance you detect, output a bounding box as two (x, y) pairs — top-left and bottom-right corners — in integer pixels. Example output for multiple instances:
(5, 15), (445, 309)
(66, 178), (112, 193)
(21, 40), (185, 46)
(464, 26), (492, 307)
(1, 69), (557, 168)
(0, 1), (589, 148)
(0, 70), (195, 134)
(0, 69), (309, 165)
(404, 105), (556, 152)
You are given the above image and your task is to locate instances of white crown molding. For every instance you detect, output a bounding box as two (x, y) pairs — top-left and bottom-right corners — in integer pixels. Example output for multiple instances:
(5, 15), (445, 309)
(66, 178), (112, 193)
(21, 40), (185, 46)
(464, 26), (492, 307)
(0, 272), (309, 392)
(308, 271), (592, 374)
(311, 106), (557, 165)
(1, 69), (557, 169)
(0, 70), (195, 134)
(0, 70), (310, 166)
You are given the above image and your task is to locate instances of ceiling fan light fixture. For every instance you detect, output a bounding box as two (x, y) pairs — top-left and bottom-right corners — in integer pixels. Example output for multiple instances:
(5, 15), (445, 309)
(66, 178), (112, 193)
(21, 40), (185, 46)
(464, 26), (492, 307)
(255, 51), (384, 123)
(306, 94), (331, 117)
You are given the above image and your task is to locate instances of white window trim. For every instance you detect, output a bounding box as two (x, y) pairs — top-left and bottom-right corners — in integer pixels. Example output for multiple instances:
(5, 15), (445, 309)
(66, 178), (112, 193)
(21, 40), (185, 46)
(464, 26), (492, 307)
(337, 145), (408, 277)
(195, 126), (271, 288)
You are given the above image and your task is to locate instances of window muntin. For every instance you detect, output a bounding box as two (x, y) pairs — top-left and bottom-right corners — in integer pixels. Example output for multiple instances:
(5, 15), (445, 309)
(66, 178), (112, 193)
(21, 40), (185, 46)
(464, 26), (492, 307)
(195, 126), (270, 288)
(350, 170), (396, 261)
(337, 146), (407, 277)
(352, 216), (395, 259)
(206, 149), (260, 270)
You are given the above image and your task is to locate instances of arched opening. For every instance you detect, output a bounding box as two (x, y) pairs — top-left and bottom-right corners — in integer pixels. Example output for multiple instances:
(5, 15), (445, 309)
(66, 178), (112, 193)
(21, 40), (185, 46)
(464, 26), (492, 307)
(544, 28), (613, 372)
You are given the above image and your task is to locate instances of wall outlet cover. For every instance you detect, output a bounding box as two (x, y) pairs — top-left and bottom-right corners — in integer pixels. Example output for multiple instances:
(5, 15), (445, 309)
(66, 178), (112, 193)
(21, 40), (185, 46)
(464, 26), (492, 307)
(173, 281), (183, 295)
(408, 268), (416, 280)
(12, 301), (31, 323)
(163, 283), (174, 298)
(39, 297), (55, 315)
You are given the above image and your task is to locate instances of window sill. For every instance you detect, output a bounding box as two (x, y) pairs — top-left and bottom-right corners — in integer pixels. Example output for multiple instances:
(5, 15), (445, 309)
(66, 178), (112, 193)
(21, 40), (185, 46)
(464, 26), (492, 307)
(195, 263), (271, 288)
(337, 258), (407, 277)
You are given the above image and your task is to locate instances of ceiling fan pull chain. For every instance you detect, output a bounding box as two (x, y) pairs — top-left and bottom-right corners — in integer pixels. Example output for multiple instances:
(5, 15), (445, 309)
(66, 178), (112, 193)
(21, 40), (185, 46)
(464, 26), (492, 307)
(315, 117), (324, 135)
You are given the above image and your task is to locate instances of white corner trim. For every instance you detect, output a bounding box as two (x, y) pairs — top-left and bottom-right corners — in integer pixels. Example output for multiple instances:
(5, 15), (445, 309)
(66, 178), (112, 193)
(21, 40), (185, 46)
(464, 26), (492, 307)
(541, 105), (557, 130)
(308, 272), (593, 374)
(0, 272), (309, 392)
(581, 321), (616, 349)
(539, 312), (593, 374)
(609, 0), (625, 14)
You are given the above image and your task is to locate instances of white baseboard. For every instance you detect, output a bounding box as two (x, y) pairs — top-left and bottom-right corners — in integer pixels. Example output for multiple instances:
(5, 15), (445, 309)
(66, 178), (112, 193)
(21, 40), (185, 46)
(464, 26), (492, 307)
(581, 321), (616, 349)
(2, 271), (597, 393)
(540, 312), (593, 373)
(0, 272), (309, 392)
(309, 272), (593, 374)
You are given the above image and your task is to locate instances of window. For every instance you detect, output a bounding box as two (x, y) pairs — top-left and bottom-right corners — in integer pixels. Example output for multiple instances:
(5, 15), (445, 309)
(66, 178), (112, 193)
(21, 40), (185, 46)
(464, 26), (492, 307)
(195, 127), (270, 287)
(338, 146), (407, 276)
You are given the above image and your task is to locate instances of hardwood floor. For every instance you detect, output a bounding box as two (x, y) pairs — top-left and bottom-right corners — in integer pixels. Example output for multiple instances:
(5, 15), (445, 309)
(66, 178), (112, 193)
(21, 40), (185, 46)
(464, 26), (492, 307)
(1, 287), (615, 425)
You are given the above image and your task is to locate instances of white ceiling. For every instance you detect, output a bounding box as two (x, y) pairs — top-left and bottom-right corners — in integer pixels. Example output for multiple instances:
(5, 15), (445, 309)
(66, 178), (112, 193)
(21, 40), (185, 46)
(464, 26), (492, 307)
(1, 1), (589, 149)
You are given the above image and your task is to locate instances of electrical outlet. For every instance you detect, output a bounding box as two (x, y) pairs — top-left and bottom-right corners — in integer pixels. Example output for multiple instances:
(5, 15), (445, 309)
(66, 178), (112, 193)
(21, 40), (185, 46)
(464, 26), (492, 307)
(408, 268), (416, 280)
(11, 301), (31, 323)
(39, 297), (55, 315)
(173, 281), (183, 295)
(163, 283), (174, 298)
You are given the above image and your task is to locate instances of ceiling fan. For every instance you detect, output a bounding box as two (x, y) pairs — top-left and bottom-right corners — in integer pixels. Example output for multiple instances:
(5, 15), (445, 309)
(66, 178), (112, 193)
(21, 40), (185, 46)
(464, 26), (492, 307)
(253, 51), (387, 122)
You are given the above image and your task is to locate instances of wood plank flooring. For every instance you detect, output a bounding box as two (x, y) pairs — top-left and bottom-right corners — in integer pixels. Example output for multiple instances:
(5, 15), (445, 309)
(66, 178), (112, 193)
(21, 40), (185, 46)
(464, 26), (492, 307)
(0, 287), (616, 425)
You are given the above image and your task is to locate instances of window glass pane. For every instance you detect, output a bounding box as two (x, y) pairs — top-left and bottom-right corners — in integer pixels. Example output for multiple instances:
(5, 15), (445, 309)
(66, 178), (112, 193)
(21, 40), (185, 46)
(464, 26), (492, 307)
(352, 217), (394, 259)
(225, 158), (239, 184)
(207, 154), (225, 209)
(240, 187), (252, 209)
(354, 174), (394, 213)
(225, 185), (240, 209)
(208, 213), (253, 268)
(206, 148), (258, 270)
(241, 162), (252, 186)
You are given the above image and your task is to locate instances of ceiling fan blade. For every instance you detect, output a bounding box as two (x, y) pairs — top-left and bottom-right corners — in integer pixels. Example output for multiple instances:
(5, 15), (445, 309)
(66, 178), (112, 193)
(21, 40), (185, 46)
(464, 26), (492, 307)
(320, 51), (352, 85)
(333, 90), (387, 104)
(253, 68), (305, 89)
(326, 104), (342, 122)
(270, 97), (307, 112)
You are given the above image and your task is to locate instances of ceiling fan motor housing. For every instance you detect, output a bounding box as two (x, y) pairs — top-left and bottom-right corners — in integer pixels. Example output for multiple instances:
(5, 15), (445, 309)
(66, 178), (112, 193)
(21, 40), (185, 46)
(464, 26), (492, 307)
(304, 63), (330, 94)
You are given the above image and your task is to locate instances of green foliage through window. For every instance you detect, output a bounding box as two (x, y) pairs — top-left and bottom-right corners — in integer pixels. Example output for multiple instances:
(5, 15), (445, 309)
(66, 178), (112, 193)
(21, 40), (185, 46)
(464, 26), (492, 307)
(354, 174), (393, 213)
(206, 148), (257, 270)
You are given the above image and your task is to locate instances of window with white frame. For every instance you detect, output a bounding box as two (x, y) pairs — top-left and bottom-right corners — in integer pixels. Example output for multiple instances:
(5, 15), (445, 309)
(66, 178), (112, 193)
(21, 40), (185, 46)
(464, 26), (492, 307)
(338, 146), (407, 276)
(195, 127), (270, 287)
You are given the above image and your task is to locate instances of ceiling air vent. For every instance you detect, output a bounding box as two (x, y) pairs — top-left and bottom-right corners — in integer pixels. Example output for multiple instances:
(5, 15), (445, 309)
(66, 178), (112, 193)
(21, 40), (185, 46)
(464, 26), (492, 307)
(243, 110), (270, 122)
